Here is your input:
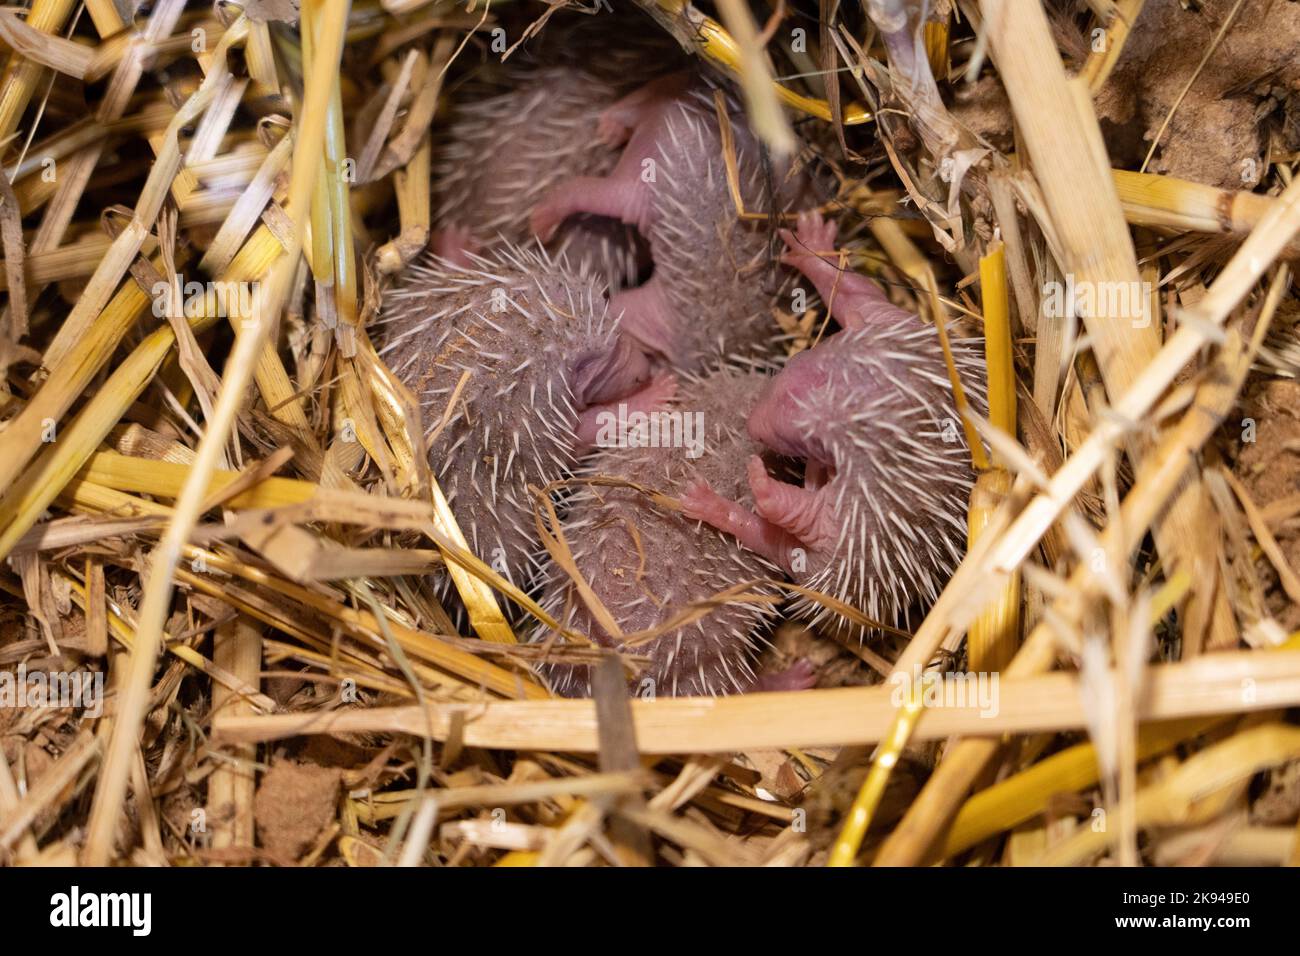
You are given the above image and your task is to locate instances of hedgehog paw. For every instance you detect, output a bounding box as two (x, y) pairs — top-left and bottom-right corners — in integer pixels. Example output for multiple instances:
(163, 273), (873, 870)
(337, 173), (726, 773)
(777, 213), (855, 319)
(596, 71), (692, 147)
(596, 93), (651, 147)
(778, 209), (838, 266)
(596, 109), (635, 148)
(777, 211), (895, 330)
(747, 456), (827, 550)
(680, 478), (729, 523)
(680, 479), (755, 539)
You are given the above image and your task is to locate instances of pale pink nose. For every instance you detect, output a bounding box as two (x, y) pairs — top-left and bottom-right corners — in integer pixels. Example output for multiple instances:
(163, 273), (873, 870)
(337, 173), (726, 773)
(746, 350), (826, 458)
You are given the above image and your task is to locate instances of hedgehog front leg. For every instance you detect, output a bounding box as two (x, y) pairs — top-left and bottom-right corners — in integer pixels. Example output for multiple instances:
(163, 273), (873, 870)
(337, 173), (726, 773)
(779, 210), (906, 330)
(682, 455), (833, 574)
(680, 483), (802, 576)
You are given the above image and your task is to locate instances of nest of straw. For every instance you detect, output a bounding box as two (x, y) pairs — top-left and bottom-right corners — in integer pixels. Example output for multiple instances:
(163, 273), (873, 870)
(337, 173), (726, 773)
(1, 0), (1299, 867)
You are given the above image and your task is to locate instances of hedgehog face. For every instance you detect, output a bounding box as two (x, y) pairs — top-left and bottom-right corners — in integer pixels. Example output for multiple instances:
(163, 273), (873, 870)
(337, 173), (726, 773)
(687, 322), (982, 631)
(571, 334), (653, 408)
(681, 213), (986, 633)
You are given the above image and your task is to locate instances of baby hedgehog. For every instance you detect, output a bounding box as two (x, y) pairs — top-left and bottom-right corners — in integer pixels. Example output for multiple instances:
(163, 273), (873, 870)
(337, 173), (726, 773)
(531, 72), (818, 373)
(378, 241), (671, 593)
(534, 365), (815, 697)
(431, 20), (679, 287)
(683, 212), (985, 630)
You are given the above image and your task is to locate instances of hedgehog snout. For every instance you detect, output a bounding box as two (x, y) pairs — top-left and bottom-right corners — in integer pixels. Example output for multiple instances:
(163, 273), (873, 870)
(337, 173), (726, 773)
(571, 335), (652, 408)
(746, 352), (827, 460)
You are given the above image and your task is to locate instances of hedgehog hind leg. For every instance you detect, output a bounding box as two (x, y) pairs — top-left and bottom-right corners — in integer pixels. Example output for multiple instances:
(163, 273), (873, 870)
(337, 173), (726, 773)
(596, 71), (692, 146)
(530, 175), (650, 242)
(679, 476), (800, 572)
(746, 455), (829, 551)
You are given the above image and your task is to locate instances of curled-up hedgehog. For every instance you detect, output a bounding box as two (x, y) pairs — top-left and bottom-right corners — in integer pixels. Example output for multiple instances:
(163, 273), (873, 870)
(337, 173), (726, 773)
(681, 211), (985, 630)
(533, 364), (816, 697)
(431, 16), (681, 287)
(530, 71), (820, 373)
(378, 241), (672, 593)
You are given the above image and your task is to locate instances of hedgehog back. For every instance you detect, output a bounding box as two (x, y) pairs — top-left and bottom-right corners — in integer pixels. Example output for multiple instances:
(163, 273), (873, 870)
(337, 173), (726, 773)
(379, 246), (623, 591)
(789, 321), (985, 628)
(647, 88), (818, 371)
(433, 27), (679, 287)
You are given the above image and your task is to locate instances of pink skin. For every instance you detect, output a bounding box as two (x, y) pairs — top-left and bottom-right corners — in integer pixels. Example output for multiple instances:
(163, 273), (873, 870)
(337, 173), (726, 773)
(575, 370), (676, 450)
(681, 455), (837, 574)
(429, 226), (481, 268)
(746, 346), (832, 460)
(608, 278), (680, 365)
(530, 74), (693, 364)
(681, 212), (908, 572)
(530, 72), (691, 242)
(778, 210), (917, 329)
(748, 659), (818, 692)
(594, 72), (691, 148)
